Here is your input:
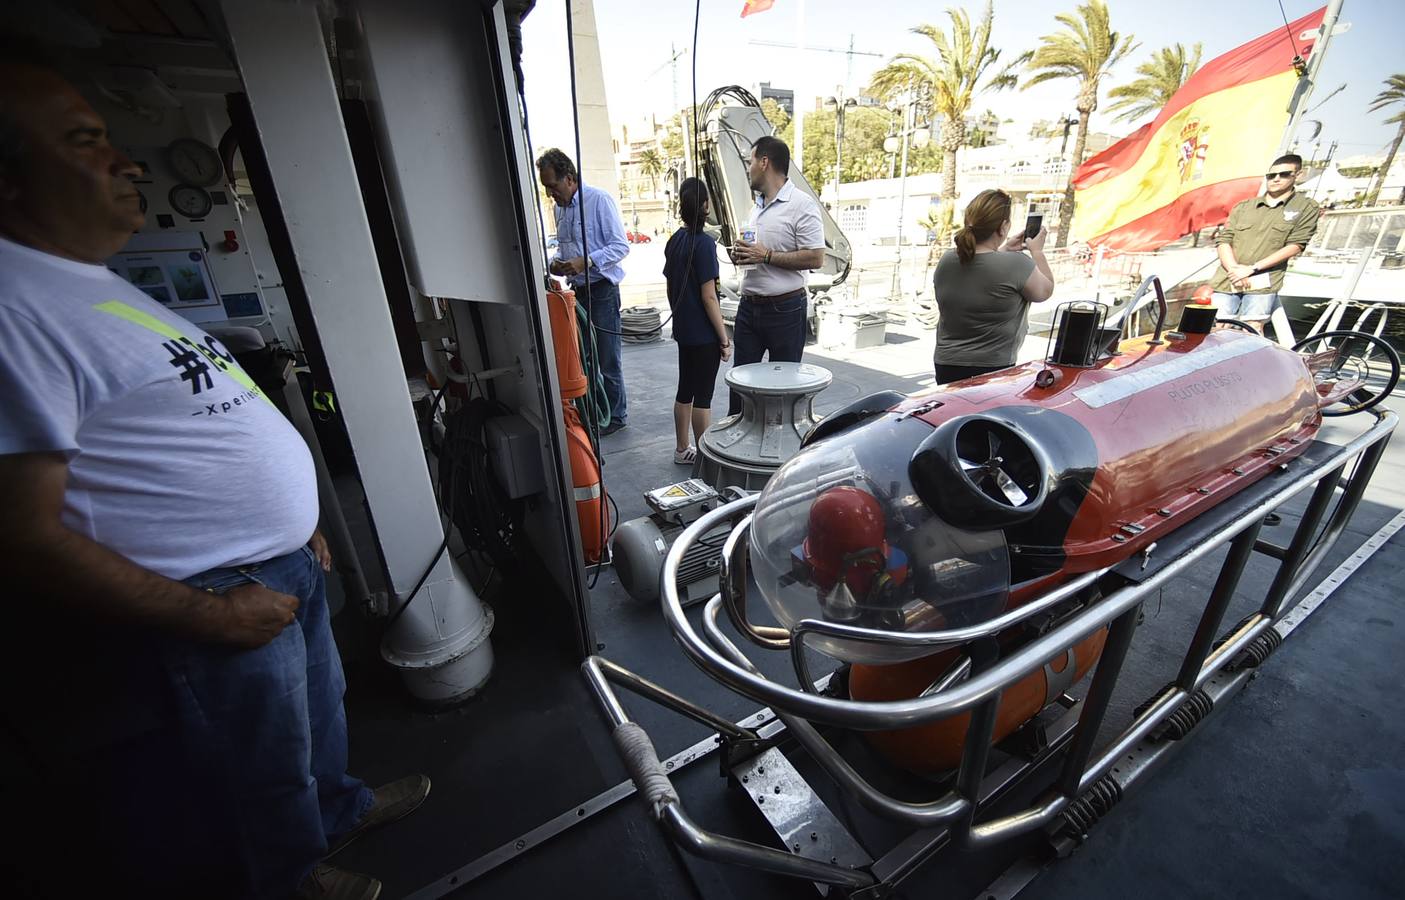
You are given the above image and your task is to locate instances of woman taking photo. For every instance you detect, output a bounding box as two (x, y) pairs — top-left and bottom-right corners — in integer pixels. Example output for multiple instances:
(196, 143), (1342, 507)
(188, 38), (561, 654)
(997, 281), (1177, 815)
(663, 177), (732, 465)
(931, 189), (1055, 384)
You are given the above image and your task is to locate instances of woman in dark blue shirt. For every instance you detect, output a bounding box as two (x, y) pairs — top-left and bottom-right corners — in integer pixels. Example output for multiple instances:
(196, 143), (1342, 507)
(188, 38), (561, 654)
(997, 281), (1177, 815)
(663, 177), (732, 465)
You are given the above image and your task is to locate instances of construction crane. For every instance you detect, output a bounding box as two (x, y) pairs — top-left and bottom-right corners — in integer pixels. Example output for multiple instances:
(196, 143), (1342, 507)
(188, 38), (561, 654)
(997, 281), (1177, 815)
(747, 35), (883, 90)
(644, 44), (689, 116)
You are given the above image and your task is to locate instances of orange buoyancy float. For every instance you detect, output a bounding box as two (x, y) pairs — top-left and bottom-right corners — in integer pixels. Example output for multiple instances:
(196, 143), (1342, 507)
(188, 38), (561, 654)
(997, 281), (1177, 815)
(547, 287), (589, 400)
(562, 401), (607, 562)
(848, 628), (1108, 774)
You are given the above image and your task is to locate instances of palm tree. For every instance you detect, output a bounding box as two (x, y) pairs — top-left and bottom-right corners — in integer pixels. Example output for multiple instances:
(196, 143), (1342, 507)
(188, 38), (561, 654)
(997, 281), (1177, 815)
(638, 148), (665, 197)
(1107, 42), (1202, 123)
(868, 2), (1019, 207)
(1023, 0), (1139, 247)
(918, 203), (957, 265)
(1367, 73), (1405, 205)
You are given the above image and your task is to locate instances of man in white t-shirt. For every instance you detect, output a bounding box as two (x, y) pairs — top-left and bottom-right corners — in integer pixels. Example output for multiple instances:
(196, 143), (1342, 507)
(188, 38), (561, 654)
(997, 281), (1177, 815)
(727, 135), (826, 415)
(0, 58), (422, 900)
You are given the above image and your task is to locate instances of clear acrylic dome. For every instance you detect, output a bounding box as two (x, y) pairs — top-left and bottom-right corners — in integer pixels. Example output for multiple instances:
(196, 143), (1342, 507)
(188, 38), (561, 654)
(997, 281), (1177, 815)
(749, 414), (1010, 665)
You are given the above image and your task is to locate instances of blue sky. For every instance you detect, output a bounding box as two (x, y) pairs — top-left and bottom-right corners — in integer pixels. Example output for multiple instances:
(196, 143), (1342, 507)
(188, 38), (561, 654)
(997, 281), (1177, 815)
(522, 0), (1400, 165)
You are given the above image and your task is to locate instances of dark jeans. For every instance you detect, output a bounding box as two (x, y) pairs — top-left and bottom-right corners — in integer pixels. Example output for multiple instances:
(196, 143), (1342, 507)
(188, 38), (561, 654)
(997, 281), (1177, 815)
(728, 293), (807, 415)
(2, 546), (372, 898)
(935, 362), (1005, 385)
(579, 278), (627, 424)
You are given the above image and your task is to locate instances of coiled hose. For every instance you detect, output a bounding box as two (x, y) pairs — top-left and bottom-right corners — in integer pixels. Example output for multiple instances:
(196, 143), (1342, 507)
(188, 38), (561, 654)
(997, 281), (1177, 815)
(574, 299), (612, 430)
(621, 306), (665, 344)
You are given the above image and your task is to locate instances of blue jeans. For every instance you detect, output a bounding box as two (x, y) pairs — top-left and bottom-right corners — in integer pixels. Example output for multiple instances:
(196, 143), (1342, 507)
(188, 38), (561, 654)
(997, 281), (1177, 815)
(174, 546), (373, 894)
(728, 292), (808, 415)
(579, 278), (627, 425)
(1214, 290), (1280, 321)
(5, 546), (372, 897)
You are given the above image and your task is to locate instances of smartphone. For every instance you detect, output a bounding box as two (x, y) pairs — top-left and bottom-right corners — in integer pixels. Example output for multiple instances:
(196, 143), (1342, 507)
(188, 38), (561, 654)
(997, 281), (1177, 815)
(1024, 213), (1043, 240)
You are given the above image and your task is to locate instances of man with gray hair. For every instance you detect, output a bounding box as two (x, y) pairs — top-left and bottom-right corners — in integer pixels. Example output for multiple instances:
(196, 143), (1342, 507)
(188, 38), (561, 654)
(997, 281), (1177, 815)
(0, 53), (423, 900)
(538, 147), (632, 433)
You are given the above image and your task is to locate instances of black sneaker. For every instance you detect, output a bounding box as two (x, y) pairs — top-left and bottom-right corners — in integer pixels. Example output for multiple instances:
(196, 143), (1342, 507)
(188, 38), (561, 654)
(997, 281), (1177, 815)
(601, 421), (627, 436)
(295, 864), (381, 900)
(327, 775), (431, 855)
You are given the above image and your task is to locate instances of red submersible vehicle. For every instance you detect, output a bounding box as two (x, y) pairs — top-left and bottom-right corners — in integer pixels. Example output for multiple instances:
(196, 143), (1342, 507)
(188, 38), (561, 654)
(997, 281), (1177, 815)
(755, 293), (1396, 772)
(586, 281), (1399, 895)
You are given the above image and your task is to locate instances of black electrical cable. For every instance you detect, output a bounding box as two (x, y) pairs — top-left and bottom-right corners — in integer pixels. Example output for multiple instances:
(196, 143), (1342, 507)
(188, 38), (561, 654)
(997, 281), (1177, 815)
(439, 395), (523, 570)
(692, 0), (701, 177)
(513, 6), (621, 586)
(385, 438), (456, 633)
(577, 313), (672, 339)
(515, 56), (554, 278)
(560, 0), (709, 578)
(564, 0), (614, 588)
(672, 0), (710, 344)
(589, 0), (704, 342)
(386, 365), (525, 633)
(384, 530), (451, 633)
(384, 377), (460, 632)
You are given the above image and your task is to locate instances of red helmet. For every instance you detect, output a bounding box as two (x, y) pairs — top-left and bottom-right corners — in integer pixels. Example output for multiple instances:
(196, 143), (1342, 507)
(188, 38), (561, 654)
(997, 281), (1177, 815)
(1192, 283), (1215, 305)
(803, 486), (888, 590)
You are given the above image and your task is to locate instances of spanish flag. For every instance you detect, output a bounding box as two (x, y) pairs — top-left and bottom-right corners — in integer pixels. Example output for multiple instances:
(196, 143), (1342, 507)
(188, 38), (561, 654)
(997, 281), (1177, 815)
(741, 0), (775, 18)
(1070, 7), (1327, 250)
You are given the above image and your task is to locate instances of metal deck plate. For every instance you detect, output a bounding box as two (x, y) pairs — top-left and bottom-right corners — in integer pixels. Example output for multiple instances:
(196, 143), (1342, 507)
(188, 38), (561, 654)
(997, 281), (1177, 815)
(733, 746), (873, 888)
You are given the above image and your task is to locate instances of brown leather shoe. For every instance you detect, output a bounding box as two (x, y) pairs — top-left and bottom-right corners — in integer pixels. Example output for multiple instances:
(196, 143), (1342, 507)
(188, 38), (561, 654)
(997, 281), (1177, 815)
(327, 774), (431, 855)
(295, 864), (381, 900)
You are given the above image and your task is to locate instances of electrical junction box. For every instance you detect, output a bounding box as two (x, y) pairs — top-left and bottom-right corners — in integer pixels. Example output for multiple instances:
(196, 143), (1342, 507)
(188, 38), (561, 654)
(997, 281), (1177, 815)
(644, 479), (718, 518)
(486, 414), (545, 499)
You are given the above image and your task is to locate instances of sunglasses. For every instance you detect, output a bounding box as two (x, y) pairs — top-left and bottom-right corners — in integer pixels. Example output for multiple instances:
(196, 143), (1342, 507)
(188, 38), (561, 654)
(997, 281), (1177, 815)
(1265, 170), (1297, 179)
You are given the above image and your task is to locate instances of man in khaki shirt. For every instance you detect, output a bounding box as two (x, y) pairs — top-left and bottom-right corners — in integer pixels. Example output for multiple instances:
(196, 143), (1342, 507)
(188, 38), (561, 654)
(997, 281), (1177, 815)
(1212, 153), (1321, 334)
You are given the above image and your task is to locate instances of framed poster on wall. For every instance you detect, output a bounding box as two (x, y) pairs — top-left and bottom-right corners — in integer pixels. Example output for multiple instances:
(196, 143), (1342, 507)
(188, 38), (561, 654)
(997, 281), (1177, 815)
(110, 232), (220, 312)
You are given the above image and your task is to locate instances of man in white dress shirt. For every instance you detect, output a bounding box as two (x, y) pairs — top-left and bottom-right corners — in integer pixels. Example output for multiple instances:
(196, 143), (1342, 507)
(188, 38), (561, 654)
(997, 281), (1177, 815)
(727, 136), (826, 415)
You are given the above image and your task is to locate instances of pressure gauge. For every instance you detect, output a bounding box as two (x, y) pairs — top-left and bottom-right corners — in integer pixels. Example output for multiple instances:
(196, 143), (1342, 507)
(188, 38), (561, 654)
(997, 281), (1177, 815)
(168, 184), (213, 219)
(165, 137), (223, 187)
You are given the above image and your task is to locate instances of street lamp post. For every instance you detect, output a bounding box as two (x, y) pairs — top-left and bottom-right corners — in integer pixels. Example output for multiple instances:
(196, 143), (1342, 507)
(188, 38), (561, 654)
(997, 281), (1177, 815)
(825, 88), (858, 213)
(1059, 114), (1079, 158)
(883, 91), (931, 301)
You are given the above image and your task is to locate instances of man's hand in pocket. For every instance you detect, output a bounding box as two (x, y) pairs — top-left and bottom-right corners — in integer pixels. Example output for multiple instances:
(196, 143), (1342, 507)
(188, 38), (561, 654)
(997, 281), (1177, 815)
(211, 584), (299, 648)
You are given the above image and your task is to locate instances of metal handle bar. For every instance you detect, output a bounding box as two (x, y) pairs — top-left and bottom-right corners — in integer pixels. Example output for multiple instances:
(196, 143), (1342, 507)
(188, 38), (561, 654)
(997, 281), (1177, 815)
(580, 656), (877, 889)
(1112, 274), (1168, 342)
(701, 599), (975, 829)
(788, 567), (1109, 694)
(718, 512), (788, 649)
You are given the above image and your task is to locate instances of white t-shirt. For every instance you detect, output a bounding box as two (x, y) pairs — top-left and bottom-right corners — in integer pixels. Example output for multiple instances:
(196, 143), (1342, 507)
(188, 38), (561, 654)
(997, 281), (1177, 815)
(0, 236), (318, 580)
(739, 179), (826, 297)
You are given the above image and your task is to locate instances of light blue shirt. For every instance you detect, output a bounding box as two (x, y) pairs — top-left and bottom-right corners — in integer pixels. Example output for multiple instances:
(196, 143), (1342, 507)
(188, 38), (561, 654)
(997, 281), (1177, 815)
(553, 184), (630, 288)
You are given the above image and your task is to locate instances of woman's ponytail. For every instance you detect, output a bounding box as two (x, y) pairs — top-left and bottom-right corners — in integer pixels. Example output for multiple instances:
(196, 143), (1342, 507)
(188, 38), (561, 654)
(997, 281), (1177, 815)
(678, 177), (709, 232)
(953, 189), (1013, 265)
(954, 227), (977, 264)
